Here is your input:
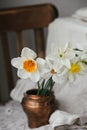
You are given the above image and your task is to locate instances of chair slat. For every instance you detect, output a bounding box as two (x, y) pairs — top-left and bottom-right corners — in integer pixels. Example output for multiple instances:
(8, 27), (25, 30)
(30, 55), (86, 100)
(34, 28), (45, 58)
(0, 32), (14, 92)
(16, 31), (24, 55)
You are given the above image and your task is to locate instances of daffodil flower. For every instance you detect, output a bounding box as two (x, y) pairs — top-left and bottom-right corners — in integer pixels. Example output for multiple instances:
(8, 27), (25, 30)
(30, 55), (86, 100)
(65, 62), (85, 82)
(73, 49), (87, 70)
(40, 56), (67, 84)
(54, 59), (86, 84)
(11, 47), (43, 82)
(50, 43), (75, 69)
(57, 43), (75, 68)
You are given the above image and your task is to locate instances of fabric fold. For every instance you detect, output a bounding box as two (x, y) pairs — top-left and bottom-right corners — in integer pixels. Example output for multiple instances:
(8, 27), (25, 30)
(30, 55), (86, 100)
(10, 79), (36, 102)
(72, 7), (87, 21)
(49, 110), (79, 128)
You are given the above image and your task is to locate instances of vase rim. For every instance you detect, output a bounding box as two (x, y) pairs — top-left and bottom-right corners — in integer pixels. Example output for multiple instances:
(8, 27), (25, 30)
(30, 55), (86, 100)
(25, 89), (54, 99)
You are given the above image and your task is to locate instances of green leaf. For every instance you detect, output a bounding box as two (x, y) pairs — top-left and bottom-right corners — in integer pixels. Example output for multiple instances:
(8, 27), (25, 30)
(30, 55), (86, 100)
(81, 60), (87, 65)
(37, 76), (55, 96)
(41, 79), (45, 89)
(73, 48), (83, 52)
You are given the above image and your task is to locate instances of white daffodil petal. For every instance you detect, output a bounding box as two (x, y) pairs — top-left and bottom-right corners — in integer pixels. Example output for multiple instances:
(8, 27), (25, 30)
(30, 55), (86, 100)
(41, 71), (52, 79)
(21, 47), (37, 59)
(52, 74), (59, 83)
(66, 51), (75, 60)
(53, 74), (66, 84)
(58, 48), (62, 54)
(39, 67), (49, 75)
(79, 62), (87, 70)
(62, 59), (71, 68)
(58, 68), (68, 76)
(64, 42), (71, 52)
(36, 58), (46, 66)
(81, 54), (87, 60)
(36, 58), (48, 74)
(68, 72), (75, 82)
(30, 70), (40, 82)
(46, 58), (55, 69)
(17, 69), (30, 79)
(54, 61), (63, 72)
(46, 54), (57, 61)
(11, 57), (23, 69)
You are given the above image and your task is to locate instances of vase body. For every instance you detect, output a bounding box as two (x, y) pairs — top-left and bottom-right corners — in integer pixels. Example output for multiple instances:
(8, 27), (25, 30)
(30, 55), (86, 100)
(21, 89), (57, 128)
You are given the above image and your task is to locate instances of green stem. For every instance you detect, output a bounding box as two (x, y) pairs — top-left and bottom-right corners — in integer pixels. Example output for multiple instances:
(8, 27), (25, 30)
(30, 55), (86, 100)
(37, 77), (55, 96)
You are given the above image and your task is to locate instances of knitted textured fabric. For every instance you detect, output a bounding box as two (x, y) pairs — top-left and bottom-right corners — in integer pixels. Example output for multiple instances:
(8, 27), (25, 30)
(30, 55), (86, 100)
(0, 101), (81, 130)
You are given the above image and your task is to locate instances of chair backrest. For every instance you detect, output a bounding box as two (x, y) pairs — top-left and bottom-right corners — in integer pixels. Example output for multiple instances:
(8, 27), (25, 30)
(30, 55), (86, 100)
(0, 3), (58, 101)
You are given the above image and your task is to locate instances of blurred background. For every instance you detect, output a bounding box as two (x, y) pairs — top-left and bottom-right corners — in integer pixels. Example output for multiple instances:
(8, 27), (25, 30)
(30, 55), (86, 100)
(0, 0), (87, 101)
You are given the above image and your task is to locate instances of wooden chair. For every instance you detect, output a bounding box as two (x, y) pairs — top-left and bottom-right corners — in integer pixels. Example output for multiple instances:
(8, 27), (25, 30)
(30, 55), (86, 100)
(0, 3), (58, 102)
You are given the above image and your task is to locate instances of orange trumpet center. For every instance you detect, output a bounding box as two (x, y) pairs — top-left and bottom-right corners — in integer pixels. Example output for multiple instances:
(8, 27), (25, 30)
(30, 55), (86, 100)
(23, 59), (37, 72)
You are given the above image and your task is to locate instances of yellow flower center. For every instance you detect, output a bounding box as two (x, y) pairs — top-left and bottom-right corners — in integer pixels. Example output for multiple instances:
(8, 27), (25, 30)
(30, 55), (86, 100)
(70, 63), (80, 73)
(50, 69), (56, 74)
(23, 59), (37, 72)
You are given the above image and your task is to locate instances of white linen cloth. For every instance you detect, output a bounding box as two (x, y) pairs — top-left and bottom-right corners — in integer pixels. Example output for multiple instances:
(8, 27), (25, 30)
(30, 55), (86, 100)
(10, 79), (36, 102)
(46, 17), (87, 55)
(72, 7), (87, 21)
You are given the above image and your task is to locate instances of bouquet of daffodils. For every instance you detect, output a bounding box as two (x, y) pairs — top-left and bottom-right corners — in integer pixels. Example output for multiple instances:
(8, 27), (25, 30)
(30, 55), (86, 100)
(11, 43), (87, 95)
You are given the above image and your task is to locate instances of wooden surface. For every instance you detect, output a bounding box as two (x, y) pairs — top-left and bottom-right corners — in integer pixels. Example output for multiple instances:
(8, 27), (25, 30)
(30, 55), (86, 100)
(0, 4), (58, 31)
(0, 3), (58, 102)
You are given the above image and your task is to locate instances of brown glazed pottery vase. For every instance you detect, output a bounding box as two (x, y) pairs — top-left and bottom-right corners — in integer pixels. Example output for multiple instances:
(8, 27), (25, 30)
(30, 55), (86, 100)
(21, 89), (57, 128)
